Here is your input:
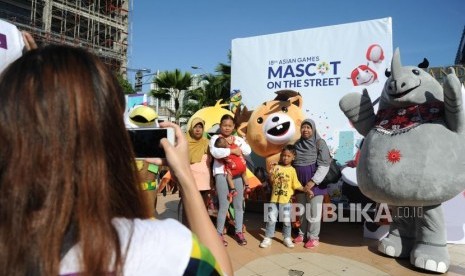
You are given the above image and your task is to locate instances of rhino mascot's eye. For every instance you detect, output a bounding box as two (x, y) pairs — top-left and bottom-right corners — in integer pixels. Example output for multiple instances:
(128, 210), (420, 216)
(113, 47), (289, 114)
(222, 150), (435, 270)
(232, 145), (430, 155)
(257, 117), (263, 124)
(281, 106), (288, 113)
(412, 69), (420, 75)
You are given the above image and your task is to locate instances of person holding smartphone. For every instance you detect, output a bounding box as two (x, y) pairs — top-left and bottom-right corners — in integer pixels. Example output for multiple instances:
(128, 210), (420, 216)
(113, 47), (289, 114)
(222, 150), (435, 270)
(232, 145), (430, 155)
(0, 45), (232, 276)
(209, 114), (251, 246)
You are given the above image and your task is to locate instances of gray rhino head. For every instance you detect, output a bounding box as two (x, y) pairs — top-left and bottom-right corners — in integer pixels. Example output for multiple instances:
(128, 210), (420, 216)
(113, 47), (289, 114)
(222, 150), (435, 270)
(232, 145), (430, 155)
(379, 48), (443, 110)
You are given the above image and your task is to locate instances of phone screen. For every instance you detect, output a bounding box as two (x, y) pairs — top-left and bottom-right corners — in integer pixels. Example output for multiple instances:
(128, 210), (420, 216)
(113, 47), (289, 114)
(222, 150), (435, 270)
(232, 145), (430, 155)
(128, 128), (167, 158)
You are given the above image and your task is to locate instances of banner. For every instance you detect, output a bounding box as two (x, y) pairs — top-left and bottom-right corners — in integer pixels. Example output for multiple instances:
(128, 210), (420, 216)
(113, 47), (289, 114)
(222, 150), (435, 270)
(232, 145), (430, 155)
(444, 191), (465, 244)
(232, 18), (392, 163)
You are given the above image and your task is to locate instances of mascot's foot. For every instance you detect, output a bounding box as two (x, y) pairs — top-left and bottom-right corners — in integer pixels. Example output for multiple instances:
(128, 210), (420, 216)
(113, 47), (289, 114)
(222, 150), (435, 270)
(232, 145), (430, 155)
(410, 243), (449, 273)
(378, 233), (414, 258)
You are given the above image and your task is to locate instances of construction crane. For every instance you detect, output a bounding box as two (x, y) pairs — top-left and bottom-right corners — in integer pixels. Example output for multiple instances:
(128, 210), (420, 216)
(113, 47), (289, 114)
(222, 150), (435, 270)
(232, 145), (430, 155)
(125, 68), (151, 92)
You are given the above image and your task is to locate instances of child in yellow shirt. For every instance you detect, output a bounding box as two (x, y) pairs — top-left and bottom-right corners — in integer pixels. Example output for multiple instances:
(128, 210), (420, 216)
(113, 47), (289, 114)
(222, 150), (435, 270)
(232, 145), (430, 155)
(260, 145), (306, 248)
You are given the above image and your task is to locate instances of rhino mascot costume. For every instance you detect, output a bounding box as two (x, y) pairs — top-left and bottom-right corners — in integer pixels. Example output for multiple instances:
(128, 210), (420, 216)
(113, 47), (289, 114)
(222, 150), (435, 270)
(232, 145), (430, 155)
(339, 48), (465, 273)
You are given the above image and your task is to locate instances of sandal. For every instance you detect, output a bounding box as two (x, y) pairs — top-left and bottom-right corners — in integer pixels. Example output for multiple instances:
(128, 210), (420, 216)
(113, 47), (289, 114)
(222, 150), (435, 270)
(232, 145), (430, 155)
(219, 233), (228, 247)
(235, 232), (247, 246)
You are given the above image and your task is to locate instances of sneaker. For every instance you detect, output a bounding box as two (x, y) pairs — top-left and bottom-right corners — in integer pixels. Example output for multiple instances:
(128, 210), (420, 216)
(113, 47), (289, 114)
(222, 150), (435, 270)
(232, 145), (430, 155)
(293, 234), (304, 244)
(283, 237), (295, 248)
(259, 237), (272, 248)
(219, 234), (228, 247)
(235, 232), (247, 246)
(304, 239), (320, 249)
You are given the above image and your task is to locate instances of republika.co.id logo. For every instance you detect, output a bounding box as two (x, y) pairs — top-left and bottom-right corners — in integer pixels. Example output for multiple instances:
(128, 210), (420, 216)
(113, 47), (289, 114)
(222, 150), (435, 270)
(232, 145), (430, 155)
(264, 203), (423, 223)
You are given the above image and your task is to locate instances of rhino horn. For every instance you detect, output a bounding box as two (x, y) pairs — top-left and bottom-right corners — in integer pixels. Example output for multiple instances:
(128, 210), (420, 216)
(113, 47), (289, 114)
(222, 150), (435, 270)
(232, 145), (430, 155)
(391, 48), (402, 80)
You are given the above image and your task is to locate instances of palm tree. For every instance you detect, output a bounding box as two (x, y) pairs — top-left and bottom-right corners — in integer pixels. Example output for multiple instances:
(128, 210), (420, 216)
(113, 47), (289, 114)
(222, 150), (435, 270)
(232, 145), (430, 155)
(180, 90), (205, 119)
(181, 51), (232, 117)
(150, 69), (193, 124)
(213, 50), (232, 101)
(181, 72), (234, 119)
(181, 74), (221, 118)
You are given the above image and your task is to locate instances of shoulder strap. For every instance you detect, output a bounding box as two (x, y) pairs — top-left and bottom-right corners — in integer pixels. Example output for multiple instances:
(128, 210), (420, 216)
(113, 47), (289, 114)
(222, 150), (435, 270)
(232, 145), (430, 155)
(316, 138), (323, 151)
(60, 223), (78, 260)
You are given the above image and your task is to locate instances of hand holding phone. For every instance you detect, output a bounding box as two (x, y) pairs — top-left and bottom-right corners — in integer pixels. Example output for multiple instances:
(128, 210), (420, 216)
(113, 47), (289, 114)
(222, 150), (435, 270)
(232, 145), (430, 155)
(143, 121), (194, 186)
(144, 122), (190, 169)
(128, 127), (175, 159)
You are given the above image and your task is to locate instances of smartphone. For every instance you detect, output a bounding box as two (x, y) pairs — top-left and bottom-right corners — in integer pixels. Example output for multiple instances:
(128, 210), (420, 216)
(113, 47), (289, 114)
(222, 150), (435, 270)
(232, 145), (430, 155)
(127, 127), (175, 159)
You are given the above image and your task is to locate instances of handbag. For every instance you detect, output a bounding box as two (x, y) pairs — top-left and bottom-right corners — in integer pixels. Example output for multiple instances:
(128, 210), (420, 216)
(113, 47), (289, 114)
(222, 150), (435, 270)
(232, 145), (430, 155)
(320, 158), (341, 188)
(316, 139), (341, 189)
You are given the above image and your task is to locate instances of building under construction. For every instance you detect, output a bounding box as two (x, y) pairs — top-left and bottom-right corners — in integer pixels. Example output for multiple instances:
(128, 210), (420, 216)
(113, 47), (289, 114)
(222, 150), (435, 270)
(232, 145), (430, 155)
(0, 0), (130, 73)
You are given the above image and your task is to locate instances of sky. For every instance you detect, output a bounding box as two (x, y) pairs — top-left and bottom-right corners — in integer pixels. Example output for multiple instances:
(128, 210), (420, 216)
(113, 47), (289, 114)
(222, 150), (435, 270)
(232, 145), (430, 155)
(128, 0), (464, 91)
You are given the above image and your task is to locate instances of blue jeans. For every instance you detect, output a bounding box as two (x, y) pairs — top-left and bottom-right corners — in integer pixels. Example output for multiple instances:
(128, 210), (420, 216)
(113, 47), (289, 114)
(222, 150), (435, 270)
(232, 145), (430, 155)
(264, 202), (292, 239)
(215, 174), (244, 234)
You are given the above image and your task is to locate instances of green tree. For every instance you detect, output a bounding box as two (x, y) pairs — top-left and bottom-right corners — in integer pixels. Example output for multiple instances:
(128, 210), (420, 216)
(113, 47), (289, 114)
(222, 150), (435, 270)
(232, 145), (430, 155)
(150, 69), (193, 124)
(213, 50), (232, 101)
(181, 51), (232, 117)
(116, 74), (135, 94)
(181, 73), (232, 119)
(180, 90), (205, 119)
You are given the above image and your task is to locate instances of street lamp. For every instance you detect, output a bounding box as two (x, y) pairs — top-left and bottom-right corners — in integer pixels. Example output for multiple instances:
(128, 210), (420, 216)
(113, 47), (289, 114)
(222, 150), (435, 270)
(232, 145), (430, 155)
(191, 66), (208, 75)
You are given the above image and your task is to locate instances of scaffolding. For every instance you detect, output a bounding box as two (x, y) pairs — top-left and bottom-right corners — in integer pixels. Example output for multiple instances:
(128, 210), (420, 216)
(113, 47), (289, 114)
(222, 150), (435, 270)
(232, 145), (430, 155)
(0, 0), (130, 73)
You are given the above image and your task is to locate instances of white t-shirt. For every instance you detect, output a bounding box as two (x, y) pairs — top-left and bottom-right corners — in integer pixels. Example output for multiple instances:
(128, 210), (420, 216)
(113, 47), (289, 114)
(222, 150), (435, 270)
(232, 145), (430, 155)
(59, 218), (192, 275)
